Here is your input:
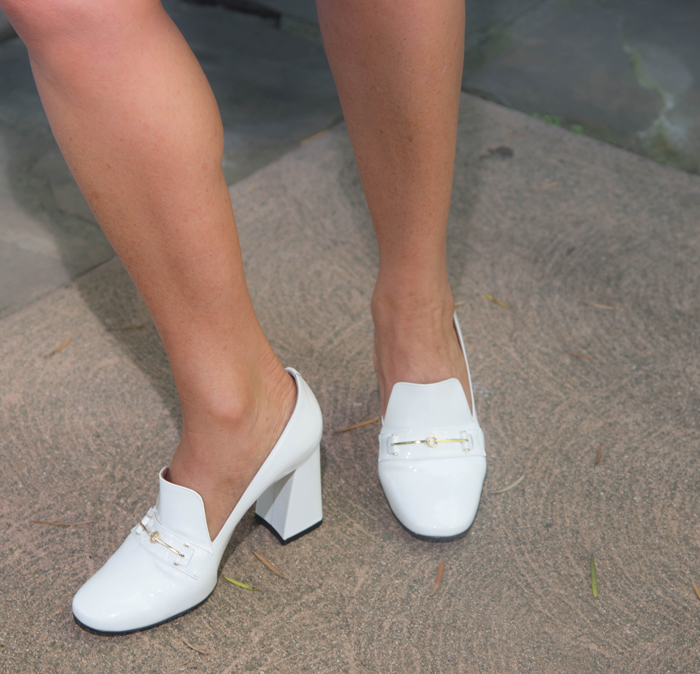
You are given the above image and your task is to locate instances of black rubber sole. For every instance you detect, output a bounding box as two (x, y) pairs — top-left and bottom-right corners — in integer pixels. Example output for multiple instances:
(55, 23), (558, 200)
(73, 594), (211, 636)
(397, 519), (471, 542)
(254, 513), (323, 545)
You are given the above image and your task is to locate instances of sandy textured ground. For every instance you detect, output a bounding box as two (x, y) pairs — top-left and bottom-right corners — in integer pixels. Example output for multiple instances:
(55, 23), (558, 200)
(1, 94), (700, 673)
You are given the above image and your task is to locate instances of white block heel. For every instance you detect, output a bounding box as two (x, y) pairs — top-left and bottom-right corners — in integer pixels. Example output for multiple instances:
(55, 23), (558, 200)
(255, 444), (323, 543)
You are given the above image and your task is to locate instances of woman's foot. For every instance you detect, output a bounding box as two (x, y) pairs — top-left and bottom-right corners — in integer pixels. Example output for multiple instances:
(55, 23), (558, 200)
(72, 368), (323, 633)
(371, 285), (473, 417)
(166, 362), (297, 540)
(376, 303), (486, 538)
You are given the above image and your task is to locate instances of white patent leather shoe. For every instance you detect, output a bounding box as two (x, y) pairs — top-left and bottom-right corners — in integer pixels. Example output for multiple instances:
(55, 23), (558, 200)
(377, 315), (486, 538)
(72, 368), (323, 633)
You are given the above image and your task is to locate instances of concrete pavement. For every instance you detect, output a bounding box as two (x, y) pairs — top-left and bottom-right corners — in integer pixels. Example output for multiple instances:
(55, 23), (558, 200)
(1, 93), (700, 672)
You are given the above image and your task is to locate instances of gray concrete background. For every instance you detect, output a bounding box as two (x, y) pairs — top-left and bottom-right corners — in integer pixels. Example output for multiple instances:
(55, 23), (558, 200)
(232, 0), (700, 172)
(0, 8), (13, 42)
(461, 0), (700, 174)
(2, 94), (700, 673)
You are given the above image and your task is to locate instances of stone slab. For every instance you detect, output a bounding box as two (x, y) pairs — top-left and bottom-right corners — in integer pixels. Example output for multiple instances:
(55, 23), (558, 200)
(462, 0), (700, 173)
(166, 0), (341, 184)
(187, 0), (700, 175)
(1, 93), (700, 672)
(254, 0), (318, 24)
(193, 0), (700, 173)
(0, 8), (13, 42)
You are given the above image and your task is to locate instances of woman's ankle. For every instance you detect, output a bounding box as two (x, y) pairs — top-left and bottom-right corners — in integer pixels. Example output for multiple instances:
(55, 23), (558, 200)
(166, 360), (297, 538)
(371, 274), (454, 322)
(170, 339), (291, 431)
(371, 282), (472, 416)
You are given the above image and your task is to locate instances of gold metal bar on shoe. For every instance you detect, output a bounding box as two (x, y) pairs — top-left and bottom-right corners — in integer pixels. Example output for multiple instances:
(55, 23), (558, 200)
(391, 434), (468, 449)
(139, 521), (185, 558)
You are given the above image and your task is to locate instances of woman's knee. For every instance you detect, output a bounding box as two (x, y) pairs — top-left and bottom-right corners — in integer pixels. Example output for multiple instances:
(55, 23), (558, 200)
(0, 0), (161, 53)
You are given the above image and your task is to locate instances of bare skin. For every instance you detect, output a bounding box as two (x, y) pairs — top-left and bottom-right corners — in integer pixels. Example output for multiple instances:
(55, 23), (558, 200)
(2, 0), (471, 539)
(317, 0), (472, 416)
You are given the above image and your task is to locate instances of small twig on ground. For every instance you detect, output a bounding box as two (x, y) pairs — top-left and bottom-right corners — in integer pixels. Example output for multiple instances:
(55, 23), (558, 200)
(484, 294), (511, 310)
(692, 580), (700, 602)
(491, 474), (525, 494)
(252, 551), (284, 577)
(583, 301), (614, 311)
(336, 416), (380, 433)
(535, 181), (558, 190)
(300, 129), (328, 145)
(430, 559), (445, 597)
(454, 299), (466, 307)
(223, 576), (259, 592)
(45, 338), (71, 357)
(590, 554), (598, 598)
(183, 639), (208, 655)
(594, 446), (603, 467)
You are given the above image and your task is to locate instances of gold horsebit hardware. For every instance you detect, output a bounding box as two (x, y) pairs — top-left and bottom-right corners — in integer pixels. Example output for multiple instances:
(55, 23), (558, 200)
(139, 521), (188, 563)
(390, 433), (469, 455)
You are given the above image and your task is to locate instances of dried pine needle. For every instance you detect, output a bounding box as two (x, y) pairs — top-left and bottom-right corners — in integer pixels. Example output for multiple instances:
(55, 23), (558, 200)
(252, 550), (283, 577)
(223, 576), (259, 592)
(183, 639), (208, 655)
(594, 445), (603, 467)
(583, 301), (614, 311)
(30, 519), (94, 526)
(300, 129), (328, 145)
(430, 559), (445, 597)
(692, 579), (700, 602)
(570, 352), (592, 360)
(590, 554), (598, 598)
(535, 181), (558, 190)
(336, 416), (380, 433)
(46, 338), (71, 357)
(484, 294), (511, 310)
(491, 474), (525, 494)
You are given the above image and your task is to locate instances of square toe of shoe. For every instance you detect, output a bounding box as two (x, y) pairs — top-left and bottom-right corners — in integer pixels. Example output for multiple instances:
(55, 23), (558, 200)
(378, 456), (486, 537)
(72, 535), (213, 633)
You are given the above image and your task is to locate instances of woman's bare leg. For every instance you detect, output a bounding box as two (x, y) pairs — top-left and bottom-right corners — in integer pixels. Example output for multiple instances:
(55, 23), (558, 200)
(316, 0), (471, 415)
(2, 0), (295, 538)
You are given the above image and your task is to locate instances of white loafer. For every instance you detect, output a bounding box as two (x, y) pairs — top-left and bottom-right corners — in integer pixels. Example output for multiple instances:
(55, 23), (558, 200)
(377, 315), (486, 538)
(72, 368), (323, 633)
